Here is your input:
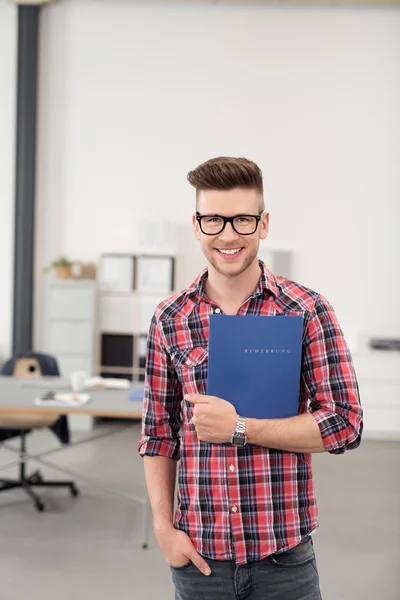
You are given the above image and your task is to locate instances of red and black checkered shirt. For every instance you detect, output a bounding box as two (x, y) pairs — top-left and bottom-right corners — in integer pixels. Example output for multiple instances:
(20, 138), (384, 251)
(139, 262), (363, 565)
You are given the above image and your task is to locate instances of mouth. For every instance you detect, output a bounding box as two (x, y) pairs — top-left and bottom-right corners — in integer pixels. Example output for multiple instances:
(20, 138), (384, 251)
(214, 247), (244, 260)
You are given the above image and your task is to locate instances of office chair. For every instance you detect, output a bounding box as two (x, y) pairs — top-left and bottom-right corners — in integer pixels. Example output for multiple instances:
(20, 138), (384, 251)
(0, 353), (79, 511)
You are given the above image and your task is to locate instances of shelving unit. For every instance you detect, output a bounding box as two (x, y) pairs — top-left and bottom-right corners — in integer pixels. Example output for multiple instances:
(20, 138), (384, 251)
(97, 253), (176, 382)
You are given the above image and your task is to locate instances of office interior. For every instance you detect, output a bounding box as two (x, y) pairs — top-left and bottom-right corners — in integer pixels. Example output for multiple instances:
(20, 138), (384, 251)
(0, 1), (399, 599)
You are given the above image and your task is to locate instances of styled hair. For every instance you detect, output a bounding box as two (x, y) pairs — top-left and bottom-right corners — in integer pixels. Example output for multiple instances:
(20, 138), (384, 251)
(187, 157), (264, 202)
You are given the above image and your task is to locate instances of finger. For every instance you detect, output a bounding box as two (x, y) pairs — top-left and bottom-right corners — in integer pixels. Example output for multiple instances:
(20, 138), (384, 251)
(187, 549), (212, 576)
(184, 394), (210, 404)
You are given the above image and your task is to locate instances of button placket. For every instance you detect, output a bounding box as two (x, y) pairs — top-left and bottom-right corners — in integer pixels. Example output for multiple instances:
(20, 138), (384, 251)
(226, 451), (242, 558)
(226, 450), (240, 520)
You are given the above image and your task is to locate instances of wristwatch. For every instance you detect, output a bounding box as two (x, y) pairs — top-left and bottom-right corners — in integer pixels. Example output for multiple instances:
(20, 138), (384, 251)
(231, 416), (247, 447)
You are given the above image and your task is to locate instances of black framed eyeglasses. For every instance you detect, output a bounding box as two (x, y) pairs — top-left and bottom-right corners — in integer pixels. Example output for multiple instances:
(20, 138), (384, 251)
(195, 212), (263, 236)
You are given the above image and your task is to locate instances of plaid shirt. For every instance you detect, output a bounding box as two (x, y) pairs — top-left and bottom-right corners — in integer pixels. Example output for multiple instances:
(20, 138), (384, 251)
(139, 262), (363, 565)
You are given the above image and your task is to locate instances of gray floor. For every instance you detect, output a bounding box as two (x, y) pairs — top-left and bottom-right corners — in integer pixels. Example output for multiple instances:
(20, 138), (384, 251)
(0, 422), (399, 600)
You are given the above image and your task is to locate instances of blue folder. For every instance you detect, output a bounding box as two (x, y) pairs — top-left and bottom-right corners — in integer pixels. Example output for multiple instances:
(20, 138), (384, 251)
(207, 315), (303, 419)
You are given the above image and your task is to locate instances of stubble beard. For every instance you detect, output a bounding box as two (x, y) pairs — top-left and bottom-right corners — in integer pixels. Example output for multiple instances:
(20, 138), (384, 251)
(206, 246), (258, 279)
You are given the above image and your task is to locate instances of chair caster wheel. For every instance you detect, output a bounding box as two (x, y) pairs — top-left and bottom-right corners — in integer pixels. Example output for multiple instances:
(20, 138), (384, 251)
(35, 501), (46, 512)
(70, 485), (79, 497)
(29, 471), (43, 484)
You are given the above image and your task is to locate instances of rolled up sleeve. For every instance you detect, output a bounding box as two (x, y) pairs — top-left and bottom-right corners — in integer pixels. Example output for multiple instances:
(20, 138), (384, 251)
(302, 296), (363, 455)
(138, 314), (182, 461)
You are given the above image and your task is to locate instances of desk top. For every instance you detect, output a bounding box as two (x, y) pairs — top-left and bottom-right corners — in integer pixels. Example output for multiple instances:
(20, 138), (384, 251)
(0, 377), (143, 419)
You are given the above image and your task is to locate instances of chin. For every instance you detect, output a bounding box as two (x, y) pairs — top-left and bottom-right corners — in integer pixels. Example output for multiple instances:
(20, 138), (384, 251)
(210, 258), (252, 279)
(221, 267), (247, 278)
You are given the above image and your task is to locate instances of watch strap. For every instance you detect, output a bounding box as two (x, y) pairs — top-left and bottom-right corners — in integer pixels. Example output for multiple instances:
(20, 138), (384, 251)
(235, 417), (246, 436)
(231, 416), (247, 446)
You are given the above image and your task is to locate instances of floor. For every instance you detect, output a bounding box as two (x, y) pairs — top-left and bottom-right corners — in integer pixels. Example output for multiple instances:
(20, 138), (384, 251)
(0, 421), (399, 600)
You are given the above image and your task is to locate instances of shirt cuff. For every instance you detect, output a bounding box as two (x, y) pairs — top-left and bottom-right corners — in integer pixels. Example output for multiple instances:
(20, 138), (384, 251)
(311, 409), (351, 455)
(138, 436), (180, 461)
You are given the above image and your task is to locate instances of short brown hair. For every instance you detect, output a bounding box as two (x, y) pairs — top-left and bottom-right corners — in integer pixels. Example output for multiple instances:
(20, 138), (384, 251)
(187, 156), (263, 198)
(187, 156), (264, 212)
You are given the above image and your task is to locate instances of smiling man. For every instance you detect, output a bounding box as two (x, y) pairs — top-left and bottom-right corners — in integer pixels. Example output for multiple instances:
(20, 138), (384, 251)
(139, 157), (363, 600)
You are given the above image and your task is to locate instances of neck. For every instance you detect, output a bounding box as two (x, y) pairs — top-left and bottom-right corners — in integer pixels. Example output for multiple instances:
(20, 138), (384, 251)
(205, 259), (262, 312)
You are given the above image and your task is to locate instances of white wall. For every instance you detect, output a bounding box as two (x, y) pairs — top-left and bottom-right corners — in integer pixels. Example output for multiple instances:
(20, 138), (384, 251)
(0, 5), (16, 363)
(35, 0), (400, 349)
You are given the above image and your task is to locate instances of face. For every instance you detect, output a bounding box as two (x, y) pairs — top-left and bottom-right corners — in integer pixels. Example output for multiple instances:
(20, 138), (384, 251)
(193, 188), (269, 279)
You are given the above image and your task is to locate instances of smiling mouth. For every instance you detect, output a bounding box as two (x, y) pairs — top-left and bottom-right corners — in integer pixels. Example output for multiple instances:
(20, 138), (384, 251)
(216, 248), (243, 255)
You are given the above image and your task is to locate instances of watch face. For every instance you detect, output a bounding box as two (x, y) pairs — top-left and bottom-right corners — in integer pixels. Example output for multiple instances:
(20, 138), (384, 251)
(232, 435), (246, 447)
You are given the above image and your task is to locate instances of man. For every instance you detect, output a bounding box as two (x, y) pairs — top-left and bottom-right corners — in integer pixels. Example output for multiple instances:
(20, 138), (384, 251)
(139, 156), (363, 600)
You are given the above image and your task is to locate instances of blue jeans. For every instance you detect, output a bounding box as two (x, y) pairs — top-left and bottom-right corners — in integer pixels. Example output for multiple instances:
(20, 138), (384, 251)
(170, 536), (322, 600)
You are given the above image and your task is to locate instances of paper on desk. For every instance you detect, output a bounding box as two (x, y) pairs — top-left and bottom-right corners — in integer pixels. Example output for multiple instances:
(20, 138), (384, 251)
(85, 376), (131, 390)
(35, 393), (91, 407)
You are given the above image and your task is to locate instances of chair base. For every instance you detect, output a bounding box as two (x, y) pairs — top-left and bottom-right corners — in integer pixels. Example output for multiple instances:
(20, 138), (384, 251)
(0, 470), (79, 511)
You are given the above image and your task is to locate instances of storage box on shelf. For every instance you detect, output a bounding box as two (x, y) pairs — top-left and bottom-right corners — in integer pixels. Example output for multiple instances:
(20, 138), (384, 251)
(98, 332), (147, 383)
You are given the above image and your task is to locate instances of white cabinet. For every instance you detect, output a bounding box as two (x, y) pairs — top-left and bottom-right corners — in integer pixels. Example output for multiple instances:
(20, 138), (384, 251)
(42, 279), (97, 430)
(352, 351), (400, 441)
(43, 279), (97, 377)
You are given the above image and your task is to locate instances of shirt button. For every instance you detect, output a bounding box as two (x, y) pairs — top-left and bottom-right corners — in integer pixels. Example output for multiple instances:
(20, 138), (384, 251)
(214, 308), (221, 314)
(231, 506), (238, 513)
(185, 359), (191, 366)
(229, 465), (235, 472)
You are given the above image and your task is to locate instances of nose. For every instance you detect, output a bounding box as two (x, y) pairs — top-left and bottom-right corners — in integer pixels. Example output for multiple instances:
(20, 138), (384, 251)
(218, 221), (239, 243)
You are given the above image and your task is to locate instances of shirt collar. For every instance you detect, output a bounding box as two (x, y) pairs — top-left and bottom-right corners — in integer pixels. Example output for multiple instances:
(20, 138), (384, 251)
(187, 260), (280, 302)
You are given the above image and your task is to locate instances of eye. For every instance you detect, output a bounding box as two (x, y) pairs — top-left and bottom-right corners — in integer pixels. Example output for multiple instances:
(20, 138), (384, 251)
(235, 217), (251, 224)
(204, 216), (223, 224)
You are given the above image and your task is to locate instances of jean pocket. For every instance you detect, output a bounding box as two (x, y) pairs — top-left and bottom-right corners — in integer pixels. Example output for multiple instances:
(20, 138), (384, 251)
(270, 537), (315, 568)
(169, 561), (193, 571)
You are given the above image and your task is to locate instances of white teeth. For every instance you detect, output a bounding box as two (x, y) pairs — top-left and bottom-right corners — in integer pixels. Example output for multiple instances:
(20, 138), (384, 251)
(219, 248), (241, 255)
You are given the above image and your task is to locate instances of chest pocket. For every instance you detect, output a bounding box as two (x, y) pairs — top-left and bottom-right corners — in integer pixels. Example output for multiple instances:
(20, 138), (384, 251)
(171, 346), (208, 395)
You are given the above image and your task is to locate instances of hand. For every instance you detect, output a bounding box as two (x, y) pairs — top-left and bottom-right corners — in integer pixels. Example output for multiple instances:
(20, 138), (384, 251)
(155, 524), (211, 576)
(184, 394), (238, 444)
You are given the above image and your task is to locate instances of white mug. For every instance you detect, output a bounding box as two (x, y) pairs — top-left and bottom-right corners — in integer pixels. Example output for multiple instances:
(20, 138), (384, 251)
(70, 371), (87, 393)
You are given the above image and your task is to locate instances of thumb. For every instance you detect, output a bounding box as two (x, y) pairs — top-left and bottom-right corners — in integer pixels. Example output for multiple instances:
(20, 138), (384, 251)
(187, 548), (212, 576)
(184, 394), (209, 404)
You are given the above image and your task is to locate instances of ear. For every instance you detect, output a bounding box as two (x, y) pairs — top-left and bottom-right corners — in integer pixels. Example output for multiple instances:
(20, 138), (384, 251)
(259, 212), (269, 241)
(192, 213), (201, 241)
